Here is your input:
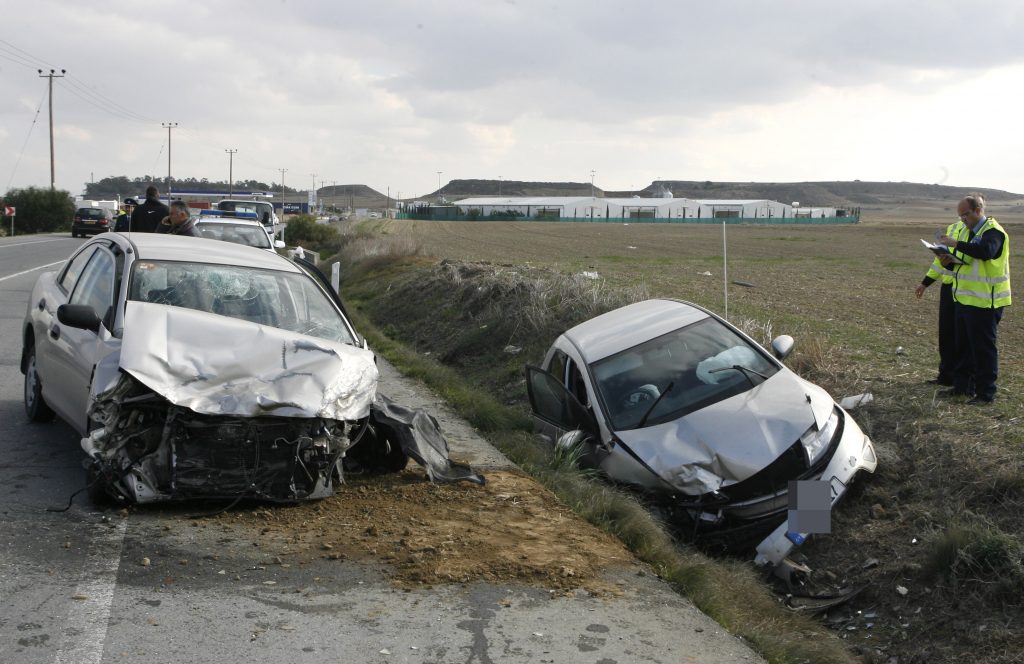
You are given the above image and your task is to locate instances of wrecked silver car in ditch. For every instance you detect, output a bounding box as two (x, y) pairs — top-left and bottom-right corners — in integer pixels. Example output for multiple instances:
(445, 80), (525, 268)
(526, 298), (877, 568)
(22, 233), (480, 504)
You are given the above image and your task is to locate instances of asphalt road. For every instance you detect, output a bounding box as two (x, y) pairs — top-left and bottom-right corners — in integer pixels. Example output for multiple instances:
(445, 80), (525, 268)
(0, 233), (762, 664)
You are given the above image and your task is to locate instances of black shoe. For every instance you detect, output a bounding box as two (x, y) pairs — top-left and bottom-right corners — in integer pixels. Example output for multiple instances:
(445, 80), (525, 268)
(967, 396), (994, 405)
(927, 378), (955, 386)
(938, 388), (971, 398)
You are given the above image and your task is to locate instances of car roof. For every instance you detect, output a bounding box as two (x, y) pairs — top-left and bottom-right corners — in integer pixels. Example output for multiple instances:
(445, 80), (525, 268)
(117, 232), (299, 272)
(564, 298), (709, 363)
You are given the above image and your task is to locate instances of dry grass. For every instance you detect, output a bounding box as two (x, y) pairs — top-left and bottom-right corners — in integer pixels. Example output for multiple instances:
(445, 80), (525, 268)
(342, 216), (1024, 663)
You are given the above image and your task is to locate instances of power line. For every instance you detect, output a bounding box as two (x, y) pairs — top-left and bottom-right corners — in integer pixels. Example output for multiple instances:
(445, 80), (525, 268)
(5, 90), (47, 191)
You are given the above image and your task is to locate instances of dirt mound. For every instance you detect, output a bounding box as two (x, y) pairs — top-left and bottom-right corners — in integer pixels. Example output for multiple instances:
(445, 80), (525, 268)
(215, 470), (635, 594)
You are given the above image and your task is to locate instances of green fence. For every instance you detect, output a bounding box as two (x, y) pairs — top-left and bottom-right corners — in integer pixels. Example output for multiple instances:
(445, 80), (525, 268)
(397, 212), (859, 225)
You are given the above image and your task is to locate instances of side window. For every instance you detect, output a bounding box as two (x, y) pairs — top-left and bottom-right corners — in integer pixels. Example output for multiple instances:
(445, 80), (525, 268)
(566, 359), (590, 407)
(58, 246), (98, 293)
(69, 250), (116, 328)
(547, 349), (568, 385)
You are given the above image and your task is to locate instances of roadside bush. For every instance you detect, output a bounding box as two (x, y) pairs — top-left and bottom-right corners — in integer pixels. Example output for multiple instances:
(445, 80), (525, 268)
(284, 214), (338, 253)
(3, 187), (76, 234)
(924, 519), (1024, 599)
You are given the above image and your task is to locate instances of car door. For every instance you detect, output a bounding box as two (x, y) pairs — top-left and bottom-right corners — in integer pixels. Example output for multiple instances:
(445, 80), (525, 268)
(46, 246), (118, 433)
(524, 364), (598, 444)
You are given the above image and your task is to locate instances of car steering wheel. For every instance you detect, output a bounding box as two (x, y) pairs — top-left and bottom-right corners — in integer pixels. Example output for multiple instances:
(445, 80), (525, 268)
(622, 384), (661, 409)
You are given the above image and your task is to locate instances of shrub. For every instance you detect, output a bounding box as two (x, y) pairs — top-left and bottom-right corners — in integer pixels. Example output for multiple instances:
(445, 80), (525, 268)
(3, 187), (76, 234)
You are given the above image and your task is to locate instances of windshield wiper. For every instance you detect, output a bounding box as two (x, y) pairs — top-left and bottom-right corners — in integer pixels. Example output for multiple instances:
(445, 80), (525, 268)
(708, 365), (768, 389)
(637, 381), (675, 429)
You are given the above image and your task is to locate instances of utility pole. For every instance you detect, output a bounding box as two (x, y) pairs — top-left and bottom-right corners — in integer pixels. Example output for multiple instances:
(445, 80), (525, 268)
(498, 175), (502, 196)
(225, 149), (237, 195)
(590, 169), (596, 198)
(310, 172), (317, 212)
(331, 181), (337, 211)
(278, 168), (288, 215)
(162, 122), (178, 199)
(437, 171), (443, 203)
(37, 68), (65, 190)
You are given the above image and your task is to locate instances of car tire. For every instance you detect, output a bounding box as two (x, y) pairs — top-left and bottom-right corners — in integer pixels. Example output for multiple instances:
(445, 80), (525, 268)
(24, 342), (56, 422)
(71, 231), (78, 238)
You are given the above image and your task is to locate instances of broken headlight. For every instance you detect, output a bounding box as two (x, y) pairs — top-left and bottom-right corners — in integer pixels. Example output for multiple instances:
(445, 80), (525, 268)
(799, 407), (839, 466)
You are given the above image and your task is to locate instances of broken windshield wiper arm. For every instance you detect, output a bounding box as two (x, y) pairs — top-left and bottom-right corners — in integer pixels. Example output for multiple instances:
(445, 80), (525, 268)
(709, 365), (768, 389)
(637, 381), (675, 429)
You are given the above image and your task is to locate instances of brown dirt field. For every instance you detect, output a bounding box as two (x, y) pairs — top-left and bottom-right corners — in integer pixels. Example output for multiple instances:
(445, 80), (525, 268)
(212, 469), (635, 595)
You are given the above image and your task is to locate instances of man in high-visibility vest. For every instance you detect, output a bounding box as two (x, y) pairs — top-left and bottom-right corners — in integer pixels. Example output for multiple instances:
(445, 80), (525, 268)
(915, 219), (969, 386)
(938, 193), (1011, 404)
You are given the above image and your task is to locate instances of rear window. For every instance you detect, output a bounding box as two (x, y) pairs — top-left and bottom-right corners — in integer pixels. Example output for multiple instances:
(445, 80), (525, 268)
(76, 208), (107, 219)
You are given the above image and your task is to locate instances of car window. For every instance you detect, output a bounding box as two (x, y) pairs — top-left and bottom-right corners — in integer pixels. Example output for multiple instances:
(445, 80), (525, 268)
(128, 260), (356, 345)
(58, 246), (99, 293)
(69, 249), (116, 327)
(195, 222), (272, 248)
(592, 317), (780, 430)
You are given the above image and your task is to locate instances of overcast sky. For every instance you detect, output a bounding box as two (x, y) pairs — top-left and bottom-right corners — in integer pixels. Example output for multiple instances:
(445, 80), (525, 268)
(3, 0), (1024, 199)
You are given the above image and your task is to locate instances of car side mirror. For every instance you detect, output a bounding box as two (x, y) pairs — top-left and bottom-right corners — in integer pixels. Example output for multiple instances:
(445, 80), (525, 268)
(58, 304), (101, 333)
(274, 240), (286, 249)
(771, 334), (795, 360)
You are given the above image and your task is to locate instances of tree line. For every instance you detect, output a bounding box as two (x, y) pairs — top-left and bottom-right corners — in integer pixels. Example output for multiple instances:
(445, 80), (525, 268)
(84, 176), (298, 200)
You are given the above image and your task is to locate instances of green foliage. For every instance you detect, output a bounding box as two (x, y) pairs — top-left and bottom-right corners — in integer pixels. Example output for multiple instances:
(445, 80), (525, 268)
(84, 175), (297, 200)
(2, 187), (76, 234)
(284, 214), (339, 253)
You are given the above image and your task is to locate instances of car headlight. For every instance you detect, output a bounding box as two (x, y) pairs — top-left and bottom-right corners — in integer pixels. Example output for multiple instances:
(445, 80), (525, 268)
(799, 407), (840, 465)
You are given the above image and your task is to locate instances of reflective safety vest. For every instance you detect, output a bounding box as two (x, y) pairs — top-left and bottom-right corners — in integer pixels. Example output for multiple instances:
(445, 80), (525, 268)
(925, 220), (970, 285)
(952, 217), (1011, 308)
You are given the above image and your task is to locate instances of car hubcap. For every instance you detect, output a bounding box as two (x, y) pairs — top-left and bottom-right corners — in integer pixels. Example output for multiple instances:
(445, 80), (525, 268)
(25, 356), (38, 407)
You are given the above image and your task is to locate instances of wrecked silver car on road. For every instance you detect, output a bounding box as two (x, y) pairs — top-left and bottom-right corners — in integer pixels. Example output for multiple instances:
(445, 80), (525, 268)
(526, 299), (877, 568)
(22, 233), (480, 504)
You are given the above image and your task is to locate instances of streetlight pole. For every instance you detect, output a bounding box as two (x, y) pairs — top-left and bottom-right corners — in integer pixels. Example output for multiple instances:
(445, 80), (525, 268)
(498, 175), (502, 196)
(37, 68), (65, 190)
(310, 172), (317, 213)
(278, 167), (288, 215)
(225, 149), (237, 195)
(162, 122), (178, 199)
(437, 171), (443, 203)
(590, 169), (596, 198)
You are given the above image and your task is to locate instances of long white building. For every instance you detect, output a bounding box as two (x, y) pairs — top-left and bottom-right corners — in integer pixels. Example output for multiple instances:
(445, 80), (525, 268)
(450, 197), (844, 220)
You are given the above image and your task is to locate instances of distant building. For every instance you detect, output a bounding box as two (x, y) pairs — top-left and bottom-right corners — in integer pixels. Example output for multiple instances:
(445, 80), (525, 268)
(449, 196), (842, 220)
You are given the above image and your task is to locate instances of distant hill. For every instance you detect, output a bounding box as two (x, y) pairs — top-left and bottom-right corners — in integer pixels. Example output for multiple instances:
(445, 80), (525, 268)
(432, 179), (1024, 208)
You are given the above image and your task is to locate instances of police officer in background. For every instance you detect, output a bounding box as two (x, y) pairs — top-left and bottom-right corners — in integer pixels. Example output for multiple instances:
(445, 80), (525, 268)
(938, 193), (1011, 404)
(915, 217), (969, 386)
(130, 185), (170, 233)
(114, 198), (136, 232)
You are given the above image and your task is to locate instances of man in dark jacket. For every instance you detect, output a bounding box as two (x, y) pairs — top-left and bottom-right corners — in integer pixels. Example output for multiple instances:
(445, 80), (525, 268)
(130, 186), (170, 233)
(155, 200), (199, 236)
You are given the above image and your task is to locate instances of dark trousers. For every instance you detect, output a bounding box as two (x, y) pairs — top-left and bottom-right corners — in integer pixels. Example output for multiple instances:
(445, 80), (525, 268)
(953, 303), (1003, 400)
(936, 283), (956, 382)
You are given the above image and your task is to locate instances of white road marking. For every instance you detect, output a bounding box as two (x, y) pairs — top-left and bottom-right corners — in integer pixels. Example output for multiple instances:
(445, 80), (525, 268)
(0, 238), (68, 249)
(0, 260), (65, 283)
(54, 515), (128, 664)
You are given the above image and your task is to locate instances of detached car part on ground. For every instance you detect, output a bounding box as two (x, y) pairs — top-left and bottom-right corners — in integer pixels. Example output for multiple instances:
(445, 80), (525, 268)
(526, 299), (877, 569)
(22, 233), (481, 505)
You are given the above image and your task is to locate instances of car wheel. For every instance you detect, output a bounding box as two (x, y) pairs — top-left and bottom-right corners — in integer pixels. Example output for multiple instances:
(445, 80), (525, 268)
(71, 231), (78, 238)
(24, 342), (56, 422)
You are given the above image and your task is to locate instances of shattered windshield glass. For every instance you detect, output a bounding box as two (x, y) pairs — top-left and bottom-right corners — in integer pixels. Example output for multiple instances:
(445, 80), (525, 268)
(592, 317), (779, 430)
(128, 260), (356, 345)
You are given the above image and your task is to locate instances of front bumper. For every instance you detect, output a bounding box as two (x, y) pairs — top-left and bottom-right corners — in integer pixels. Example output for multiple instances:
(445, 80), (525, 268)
(753, 409), (877, 567)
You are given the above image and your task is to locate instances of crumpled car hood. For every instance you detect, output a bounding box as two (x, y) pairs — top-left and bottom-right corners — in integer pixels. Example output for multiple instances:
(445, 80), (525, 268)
(117, 301), (378, 420)
(614, 369), (834, 495)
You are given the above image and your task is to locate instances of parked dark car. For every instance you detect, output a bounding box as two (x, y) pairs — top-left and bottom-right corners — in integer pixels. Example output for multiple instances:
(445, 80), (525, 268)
(72, 207), (113, 237)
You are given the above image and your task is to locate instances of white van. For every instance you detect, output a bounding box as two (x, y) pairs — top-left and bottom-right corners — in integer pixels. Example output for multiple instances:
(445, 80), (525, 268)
(216, 199), (280, 237)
